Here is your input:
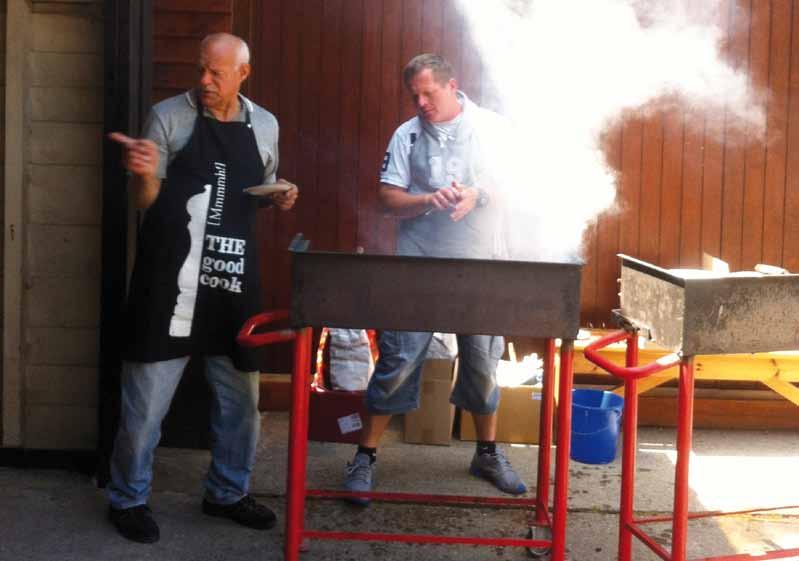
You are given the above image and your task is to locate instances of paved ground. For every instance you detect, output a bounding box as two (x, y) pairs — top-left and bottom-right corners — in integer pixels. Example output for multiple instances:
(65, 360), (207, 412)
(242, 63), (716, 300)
(1, 413), (797, 561)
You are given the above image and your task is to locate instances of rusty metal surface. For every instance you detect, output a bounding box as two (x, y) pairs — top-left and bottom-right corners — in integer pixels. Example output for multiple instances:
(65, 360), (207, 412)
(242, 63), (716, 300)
(619, 255), (799, 355)
(290, 245), (582, 338)
(684, 277), (799, 355)
(620, 265), (685, 350)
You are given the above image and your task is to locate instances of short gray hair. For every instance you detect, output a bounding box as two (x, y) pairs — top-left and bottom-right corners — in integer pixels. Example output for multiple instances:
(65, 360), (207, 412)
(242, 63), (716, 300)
(402, 53), (455, 88)
(201, 33), (250, 67)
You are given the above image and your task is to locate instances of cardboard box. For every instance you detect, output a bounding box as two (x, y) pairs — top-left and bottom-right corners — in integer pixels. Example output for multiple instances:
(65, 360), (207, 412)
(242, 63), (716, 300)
(403, 359), (456, 445)
(461, 384), (542, 444)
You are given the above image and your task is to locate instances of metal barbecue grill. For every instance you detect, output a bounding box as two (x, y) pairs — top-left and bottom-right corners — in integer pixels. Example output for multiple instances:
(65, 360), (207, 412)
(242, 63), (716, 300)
(584, 254), (799, 561)
(619, 255), (799, 355)
(238, 235), (583, 561)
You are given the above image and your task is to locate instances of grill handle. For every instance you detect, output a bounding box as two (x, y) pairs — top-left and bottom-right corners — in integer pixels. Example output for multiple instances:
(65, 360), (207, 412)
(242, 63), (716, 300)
(584, 330), (681, 381)
(237, 310), (297, 347)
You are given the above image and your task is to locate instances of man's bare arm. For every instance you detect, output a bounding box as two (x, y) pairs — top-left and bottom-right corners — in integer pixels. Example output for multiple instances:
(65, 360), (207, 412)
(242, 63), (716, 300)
(378, 184), (434, 218)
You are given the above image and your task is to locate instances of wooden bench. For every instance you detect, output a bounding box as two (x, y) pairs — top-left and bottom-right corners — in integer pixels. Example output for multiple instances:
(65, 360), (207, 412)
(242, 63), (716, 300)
(561, 330), (799, 430)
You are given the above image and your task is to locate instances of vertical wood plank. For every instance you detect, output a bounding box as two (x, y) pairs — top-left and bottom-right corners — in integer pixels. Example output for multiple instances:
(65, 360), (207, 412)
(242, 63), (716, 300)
(316, 0), (344, 251)
(441, 0), (463, 77)
(254, 0), (282, 310)
(659, 105), (684, 268)
(619, 115), (643, 259)
(373, 0), (403, 254)
(701, 128), (725, 260)
(580, 220), (599, 324)
(680, 107), (705, 267)
(720, 0), (751, 270)
(741, 0), (771, 269)
(782, 0), (799, 271)
(700, 0), (732, 261)
(421, 0), (444, 54)
(399, 0), (423, 121)
(232, 0), (254, 98)
(269, 0), (302, 306)
(296, 0), (323, 251)
(356, 0), (383, 251)
(596, 125), (623, 325)
(459, 7), (483, 107)
(638, 113), (664, 264)
(337, 0), (364, 252)
(254, 0), (282, 112)
(762, 0), (792, 266)
(677, 0), (714, 269)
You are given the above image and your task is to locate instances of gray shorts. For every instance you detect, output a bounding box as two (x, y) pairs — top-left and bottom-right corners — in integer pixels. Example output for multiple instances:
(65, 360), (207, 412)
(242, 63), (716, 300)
(365, 330), (504, 415)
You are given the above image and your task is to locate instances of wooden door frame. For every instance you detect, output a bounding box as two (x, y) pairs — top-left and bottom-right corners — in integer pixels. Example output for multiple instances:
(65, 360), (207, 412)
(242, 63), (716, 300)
(97, 0), (152, 485)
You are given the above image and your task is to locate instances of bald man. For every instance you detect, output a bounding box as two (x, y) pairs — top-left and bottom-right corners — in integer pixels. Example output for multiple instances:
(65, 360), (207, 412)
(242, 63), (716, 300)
(106, 33), (297, 544)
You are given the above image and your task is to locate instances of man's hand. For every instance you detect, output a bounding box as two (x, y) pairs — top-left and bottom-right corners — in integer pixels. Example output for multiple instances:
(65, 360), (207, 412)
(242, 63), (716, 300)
(270, 178), (298, 211)
(108, 132), (159, 178)
(429, 184), (461, 211)
(108, 132), (162, 209)
(432, 182), (479, 222)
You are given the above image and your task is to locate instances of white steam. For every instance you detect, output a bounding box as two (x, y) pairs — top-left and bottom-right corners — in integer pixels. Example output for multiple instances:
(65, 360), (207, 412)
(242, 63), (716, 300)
(457, 0), (765, 262)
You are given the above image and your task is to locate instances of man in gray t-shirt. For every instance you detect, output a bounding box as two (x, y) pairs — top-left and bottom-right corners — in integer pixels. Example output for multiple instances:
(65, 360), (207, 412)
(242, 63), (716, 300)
(142, 89), (281, 186)
(107, 33), (297, 544)
(343, 54), (526, 507)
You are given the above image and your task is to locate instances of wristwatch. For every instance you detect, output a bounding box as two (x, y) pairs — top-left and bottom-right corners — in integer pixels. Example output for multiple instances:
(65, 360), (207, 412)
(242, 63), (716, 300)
(475, 188), (489, 208)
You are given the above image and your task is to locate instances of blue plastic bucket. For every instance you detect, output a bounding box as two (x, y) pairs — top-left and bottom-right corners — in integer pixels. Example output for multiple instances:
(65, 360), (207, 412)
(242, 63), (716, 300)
(570, 389), (624, 464)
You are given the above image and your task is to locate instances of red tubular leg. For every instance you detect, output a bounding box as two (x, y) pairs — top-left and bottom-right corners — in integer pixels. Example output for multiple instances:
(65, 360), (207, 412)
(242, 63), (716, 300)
(671, 357), (695, 561)
(535, 338), (557, 524)
(551, 339), (575, 561)
(285, 328), (313, 561)
(619, 333), (640, 561)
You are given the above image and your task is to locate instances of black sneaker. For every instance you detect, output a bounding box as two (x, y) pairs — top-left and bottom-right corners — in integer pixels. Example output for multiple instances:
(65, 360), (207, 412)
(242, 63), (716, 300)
(202, 495), (277, 530)
(108, 504), (160, 544)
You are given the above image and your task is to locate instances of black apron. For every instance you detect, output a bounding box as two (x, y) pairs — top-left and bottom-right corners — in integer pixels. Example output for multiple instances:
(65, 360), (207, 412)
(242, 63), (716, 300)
(124, 98), (265, 371)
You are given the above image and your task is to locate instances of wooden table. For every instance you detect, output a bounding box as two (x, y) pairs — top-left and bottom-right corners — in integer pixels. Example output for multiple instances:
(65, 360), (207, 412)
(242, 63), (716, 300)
(569, 330), (799, 407)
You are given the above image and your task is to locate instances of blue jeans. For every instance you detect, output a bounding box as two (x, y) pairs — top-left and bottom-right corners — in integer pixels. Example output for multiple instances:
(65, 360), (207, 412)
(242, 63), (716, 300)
(366, 331), (504, 415)
(107, 355), (260, 509)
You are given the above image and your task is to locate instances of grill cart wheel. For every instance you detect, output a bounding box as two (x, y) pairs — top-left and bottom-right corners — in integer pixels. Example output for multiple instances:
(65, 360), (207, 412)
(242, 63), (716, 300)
(526, 525), (552, 558)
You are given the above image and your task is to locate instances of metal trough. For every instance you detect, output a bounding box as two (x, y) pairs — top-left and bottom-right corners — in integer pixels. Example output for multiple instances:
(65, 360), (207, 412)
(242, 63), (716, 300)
(619, 254), (799, 355)
(290, 235), (582, 339)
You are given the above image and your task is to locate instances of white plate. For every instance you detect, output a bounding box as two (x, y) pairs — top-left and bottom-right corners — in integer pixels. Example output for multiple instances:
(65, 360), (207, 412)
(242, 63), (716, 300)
(244, 183), (292, 196)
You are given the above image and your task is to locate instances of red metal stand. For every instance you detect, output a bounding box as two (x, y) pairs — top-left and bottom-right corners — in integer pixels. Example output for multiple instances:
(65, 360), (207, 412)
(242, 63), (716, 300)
(238, 312), (576, 560)
(584, 330), (799, 561)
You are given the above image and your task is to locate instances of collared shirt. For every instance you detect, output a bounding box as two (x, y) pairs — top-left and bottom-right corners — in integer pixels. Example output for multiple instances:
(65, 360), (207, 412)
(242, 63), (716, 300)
(381, 96), (467, 188)
(380, 91), (509, 259)
(143, 89), (279, 183)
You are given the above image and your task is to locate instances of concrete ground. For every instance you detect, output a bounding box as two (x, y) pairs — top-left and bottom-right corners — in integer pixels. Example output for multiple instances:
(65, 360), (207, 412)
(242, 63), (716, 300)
(1, 413), (797, 561)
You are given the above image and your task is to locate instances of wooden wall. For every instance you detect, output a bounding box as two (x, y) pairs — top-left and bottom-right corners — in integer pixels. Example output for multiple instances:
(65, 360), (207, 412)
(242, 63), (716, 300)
(152, 0), (255, 102)
(152, 0), (799, 326)
(246, 0), (503, 311)
(584, 0), (799, 325)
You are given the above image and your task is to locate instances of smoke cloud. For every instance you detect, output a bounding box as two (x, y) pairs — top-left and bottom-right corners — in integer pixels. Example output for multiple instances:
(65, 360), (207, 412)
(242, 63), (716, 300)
(456, 0), (765, 262)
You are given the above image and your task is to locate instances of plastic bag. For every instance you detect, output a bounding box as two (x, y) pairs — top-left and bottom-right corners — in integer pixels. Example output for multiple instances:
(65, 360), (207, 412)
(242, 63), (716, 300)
(328, 328), (375, 391)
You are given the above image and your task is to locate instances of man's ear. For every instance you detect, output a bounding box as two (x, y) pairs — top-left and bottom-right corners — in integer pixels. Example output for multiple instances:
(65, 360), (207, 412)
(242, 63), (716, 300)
(239, 63), (251, 83)
(448, 78), (459, 91)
